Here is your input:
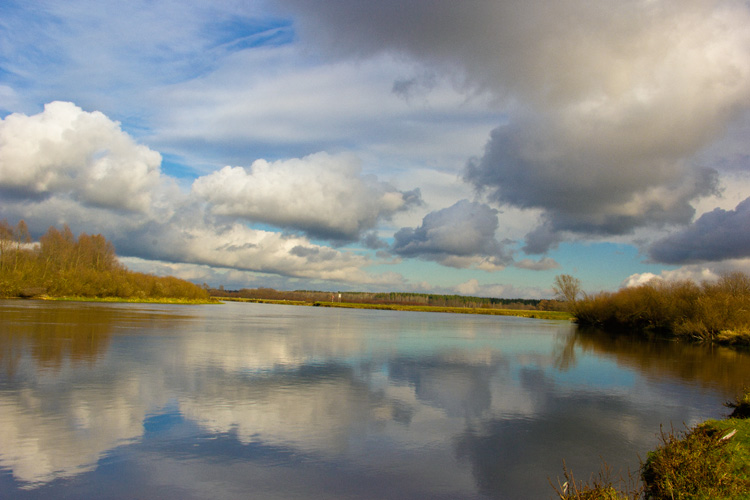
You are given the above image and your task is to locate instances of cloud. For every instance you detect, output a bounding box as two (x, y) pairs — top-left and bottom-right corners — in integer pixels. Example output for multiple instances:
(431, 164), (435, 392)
(0, 102), (408, 287)
(0, 101), (162, 212)
(191, 152), (421, 241)
(277, 0), (750, 253)
(465, 119), (722, 252)
(648, 197), (750, 264)
(148, 49), (498, 173)
(0, 1), (288, 108)
(623, 259), (750, 289)
(514, 257), (560, 271)
(453, 278), (545, 299)
(108, 209), (406, 285)
(392, 200), (511, 270)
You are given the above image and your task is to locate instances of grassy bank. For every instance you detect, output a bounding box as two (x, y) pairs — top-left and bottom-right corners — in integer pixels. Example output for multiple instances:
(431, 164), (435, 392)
(554, 391), (750, 499)
(220, 296), (574, 321)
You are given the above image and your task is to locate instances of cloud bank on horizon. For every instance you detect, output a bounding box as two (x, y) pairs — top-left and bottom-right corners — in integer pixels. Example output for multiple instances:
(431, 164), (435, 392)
(1, 0), (750, 297)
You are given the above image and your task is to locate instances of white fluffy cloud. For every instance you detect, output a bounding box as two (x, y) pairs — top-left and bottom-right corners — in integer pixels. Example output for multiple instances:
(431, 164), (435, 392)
(0, 103), (407, 287)
(192, 152), (421, 241)
(0, 102), (162, 212)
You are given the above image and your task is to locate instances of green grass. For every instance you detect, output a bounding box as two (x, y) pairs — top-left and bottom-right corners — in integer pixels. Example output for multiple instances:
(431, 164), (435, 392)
(218, 297), (574, 321)
(642, 419), (750, 500)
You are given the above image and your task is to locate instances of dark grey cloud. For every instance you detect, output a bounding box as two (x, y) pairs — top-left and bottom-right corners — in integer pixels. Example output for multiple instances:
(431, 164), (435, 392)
(648, 197), (750, 264)
(361, 232), (389, 250)
(465, 120), (721, 253)
(392, 200), (511, 269)
(277, 0), (750, 254)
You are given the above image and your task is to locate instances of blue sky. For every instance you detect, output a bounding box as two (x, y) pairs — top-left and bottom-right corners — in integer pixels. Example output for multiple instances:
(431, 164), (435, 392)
(1, 0), (750, 298)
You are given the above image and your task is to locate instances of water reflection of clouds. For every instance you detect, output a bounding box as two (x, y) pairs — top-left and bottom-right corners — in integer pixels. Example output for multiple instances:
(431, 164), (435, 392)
(0, 380), (157, 487)
(0, 302), (745, 498)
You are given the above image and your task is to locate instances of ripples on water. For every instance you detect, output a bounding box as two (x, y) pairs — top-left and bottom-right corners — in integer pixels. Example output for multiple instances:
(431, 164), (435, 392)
(1, 300), (748, 499)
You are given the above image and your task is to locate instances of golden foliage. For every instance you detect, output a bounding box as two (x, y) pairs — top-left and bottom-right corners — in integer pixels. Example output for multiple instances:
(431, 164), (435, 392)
(0, 219), (209, 301)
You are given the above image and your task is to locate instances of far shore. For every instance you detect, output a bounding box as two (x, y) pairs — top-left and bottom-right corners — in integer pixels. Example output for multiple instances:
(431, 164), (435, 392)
(216, 296), (575, 321)
(4, 295), (221, 305)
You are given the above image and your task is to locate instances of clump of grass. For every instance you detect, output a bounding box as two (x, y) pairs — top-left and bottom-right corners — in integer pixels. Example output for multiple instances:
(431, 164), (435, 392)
(641, 423), (750, 500)
(725, 389), (750, 419)
(551, 461), (641, 500)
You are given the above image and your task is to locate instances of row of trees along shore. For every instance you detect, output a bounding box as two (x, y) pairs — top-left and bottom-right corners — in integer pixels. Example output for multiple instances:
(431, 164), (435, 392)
(555, 273), (750, 345)
(0, 219), (210, 301)
(209, 287), (566, 311)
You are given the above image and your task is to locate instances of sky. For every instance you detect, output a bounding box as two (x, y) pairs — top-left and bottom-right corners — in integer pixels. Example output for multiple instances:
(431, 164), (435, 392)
(1, 0), (749, 299)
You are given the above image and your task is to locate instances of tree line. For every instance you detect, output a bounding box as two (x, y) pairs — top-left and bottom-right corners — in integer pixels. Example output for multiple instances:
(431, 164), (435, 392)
(553, 272), (750, 345)
(0, 219), (210, 301)
(209, 287), (565, 311)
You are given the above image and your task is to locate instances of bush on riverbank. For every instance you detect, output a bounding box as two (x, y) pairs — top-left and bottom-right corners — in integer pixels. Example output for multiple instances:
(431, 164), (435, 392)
(0, 220), (210, 301)
(571, 273), (750, 344)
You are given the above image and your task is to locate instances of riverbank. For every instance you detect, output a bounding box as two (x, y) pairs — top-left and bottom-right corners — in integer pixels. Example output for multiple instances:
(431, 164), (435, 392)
(556, 391), (750, 499)
(218, 296), (574, 321)
(41, 295), (221, 304)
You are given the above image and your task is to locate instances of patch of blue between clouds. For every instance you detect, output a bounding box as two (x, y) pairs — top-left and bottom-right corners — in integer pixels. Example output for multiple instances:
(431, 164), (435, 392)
(160, 154), (202, 180)
(551, 241), (678, 291)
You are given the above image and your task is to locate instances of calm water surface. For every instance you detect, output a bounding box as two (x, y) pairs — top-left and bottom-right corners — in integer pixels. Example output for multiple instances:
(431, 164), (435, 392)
(1, 300), (749, 499)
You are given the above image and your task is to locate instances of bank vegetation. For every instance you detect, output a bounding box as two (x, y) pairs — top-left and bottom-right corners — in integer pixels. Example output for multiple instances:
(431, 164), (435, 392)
(555, 273), (750, 346)
(554, 390), (750, 500)
(0, 219), (211, 302)
(210, 287), (565, 311)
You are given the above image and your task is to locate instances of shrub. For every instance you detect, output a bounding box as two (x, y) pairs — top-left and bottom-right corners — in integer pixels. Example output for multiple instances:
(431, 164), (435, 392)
(572, 273), (750, 344)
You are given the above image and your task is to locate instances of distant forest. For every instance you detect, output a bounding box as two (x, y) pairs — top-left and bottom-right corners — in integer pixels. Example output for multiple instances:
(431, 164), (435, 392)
(209, 287), (564, 311)
(0, 219), (210, 301)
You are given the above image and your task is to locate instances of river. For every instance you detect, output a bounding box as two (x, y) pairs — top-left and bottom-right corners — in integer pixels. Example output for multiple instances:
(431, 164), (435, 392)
(1, 300), (748, 499)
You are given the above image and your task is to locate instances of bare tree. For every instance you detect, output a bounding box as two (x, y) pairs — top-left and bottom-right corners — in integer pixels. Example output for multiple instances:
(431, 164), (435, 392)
(553, 274), (581, 304)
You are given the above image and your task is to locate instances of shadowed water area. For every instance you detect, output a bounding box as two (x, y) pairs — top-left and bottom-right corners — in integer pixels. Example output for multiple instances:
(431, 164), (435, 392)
(1, 300), (749, 499)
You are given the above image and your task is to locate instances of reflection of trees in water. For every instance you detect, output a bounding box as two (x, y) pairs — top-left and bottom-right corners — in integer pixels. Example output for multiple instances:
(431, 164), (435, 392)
(0, 302), (189, 376)
(555, 326), (750, 394)
(0, 305), (110, 375)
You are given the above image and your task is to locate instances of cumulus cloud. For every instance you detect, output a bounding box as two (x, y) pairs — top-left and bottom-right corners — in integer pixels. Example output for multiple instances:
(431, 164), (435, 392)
(109, 210), (405, 285)
(278, 0), (750, 253)
(0, 101), (162, 212)
(0, 103), (408, 287)
(392, 200), (511, 270)
(192, 152), (421, 241)
(648, 197), (750, 264)
(623, 259), (750, 289)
